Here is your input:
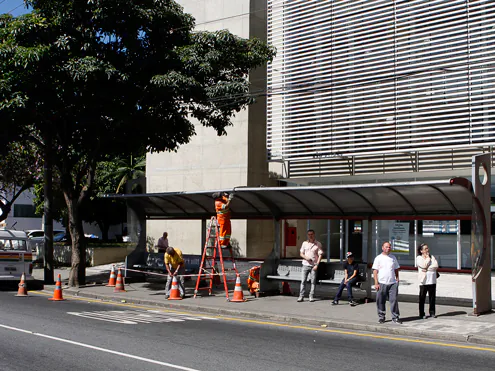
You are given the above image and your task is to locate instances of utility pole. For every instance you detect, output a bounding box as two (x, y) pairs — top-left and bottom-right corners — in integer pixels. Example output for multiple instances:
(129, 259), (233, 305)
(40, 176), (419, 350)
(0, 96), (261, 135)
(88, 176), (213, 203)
(43, 131), (54, 284)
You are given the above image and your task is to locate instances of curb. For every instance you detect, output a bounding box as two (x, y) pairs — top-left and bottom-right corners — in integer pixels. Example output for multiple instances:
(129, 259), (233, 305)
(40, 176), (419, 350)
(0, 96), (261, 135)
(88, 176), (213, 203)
(44, 288), (495, 348)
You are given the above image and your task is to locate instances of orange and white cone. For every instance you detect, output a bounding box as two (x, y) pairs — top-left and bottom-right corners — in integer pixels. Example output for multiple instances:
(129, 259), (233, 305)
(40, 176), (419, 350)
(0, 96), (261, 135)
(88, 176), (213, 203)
(168, 276), (183, 300)
(49, 274), (66, 301)
(113, 268), (126, 293)
(15, 273), (28, 297)
(106, 265), (116, 287)
(230, 274), (247, 302)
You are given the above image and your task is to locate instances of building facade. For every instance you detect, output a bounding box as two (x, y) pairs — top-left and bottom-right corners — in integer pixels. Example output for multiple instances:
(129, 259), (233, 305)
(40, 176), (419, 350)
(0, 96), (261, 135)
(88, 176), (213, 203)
(267, 0), (495, 269)
(145, 0), (275, 258)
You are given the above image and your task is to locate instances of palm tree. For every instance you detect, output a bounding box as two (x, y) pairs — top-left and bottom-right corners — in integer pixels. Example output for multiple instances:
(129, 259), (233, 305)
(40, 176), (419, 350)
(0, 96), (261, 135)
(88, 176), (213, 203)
(112, 155), (146, 194)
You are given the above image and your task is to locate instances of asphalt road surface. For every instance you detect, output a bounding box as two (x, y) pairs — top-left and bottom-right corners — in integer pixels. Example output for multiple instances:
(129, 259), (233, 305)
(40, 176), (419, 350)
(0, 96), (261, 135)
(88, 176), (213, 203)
(0, 291), (494, 371)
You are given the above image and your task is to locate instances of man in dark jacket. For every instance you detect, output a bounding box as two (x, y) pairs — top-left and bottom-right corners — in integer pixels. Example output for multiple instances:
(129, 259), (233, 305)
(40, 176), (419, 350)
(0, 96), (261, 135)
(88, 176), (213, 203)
(331, 252), (359, 306)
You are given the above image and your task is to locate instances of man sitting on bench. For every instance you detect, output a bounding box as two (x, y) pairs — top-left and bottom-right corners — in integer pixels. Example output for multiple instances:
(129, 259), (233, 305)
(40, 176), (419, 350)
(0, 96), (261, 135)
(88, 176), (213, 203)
(331, 252), (359, 306)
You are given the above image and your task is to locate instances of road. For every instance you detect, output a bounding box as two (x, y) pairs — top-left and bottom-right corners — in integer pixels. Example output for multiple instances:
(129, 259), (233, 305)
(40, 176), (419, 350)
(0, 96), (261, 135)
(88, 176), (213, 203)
(0, 291), (494, 371)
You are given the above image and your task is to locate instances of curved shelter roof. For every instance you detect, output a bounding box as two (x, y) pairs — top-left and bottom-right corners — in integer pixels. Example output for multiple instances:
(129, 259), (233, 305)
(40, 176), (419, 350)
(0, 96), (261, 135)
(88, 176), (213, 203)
(105, 178), (475, 220)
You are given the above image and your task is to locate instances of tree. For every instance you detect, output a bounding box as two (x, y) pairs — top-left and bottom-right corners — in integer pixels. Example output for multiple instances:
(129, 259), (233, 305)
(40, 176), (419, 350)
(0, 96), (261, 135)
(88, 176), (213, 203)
(0, 141), (41, 222)
(108, 155), (146, 194)
(33, 158), (133, 242)
(0, 1), (274, 286)
(80, 159), (129, 241)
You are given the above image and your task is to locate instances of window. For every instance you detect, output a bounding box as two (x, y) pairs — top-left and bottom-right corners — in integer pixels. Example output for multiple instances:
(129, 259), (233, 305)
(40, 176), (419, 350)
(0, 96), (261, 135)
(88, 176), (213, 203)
(13, 204), (37, 218)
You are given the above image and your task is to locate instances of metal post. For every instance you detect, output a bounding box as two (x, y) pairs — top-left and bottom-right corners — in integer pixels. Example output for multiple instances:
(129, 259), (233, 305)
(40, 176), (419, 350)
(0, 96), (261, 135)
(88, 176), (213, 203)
(43, 131), (54, 285)
(274, 219), (281, 258)
(339, 220), (344, 263)
(364, 220), (372, 263)
(375, 220), (379, 256)
(201, 219), (207, 255)
(326, 219), (331, 263)
(366, 219), (373, 298)
(457, 220), (462, 270)
(307, 219), (310, 231)
(281, 220), (286, 258)
(414, 220), (418, 267)
(345, 220), (349, 255)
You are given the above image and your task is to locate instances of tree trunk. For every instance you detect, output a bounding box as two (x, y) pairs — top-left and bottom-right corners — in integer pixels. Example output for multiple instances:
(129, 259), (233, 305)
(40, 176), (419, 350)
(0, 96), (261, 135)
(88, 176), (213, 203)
(67, 199), (86, 287)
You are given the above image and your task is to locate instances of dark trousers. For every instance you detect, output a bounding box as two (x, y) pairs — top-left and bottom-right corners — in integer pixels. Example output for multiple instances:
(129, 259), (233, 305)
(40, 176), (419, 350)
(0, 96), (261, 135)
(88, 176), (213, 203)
(334, 277), (358, 301)
(419, 284), (436, 317)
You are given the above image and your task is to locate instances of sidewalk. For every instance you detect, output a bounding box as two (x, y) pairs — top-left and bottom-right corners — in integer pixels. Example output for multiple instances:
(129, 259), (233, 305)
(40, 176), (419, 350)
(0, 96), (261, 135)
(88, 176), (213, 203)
(34, 265), (495, 347)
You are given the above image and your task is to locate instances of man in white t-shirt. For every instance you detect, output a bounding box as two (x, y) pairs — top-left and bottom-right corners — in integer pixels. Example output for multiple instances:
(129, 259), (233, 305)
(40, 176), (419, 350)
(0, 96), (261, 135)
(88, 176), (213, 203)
(297, 229), (323, 303)
(372, 241), (401, 324)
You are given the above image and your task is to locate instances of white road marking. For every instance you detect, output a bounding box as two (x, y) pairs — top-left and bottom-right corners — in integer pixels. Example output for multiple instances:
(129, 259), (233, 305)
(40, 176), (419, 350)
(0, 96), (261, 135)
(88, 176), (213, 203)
(67, 309), (218, 324)
(0, 323), (202, 371)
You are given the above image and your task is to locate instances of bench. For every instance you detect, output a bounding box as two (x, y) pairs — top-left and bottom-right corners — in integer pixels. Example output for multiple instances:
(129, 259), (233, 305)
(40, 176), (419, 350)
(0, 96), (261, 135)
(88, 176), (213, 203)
(264, 259), (370, 291)
(132, 253), (201, 280)
(266, 259), (311, 282)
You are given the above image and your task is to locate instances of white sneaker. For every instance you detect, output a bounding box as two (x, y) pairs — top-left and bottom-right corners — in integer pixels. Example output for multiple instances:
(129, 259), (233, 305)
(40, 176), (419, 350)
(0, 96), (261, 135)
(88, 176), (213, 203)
(309, 296), (315, 302)
(297, 296), (304, 302)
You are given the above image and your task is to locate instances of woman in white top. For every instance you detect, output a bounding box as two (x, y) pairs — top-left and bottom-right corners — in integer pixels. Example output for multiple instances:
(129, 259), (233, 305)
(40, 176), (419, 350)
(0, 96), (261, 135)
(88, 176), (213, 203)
(416, 243), (439, 319)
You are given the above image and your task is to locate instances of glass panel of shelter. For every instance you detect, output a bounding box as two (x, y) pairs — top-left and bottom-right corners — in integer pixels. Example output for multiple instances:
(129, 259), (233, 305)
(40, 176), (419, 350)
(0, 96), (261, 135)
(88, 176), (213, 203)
(299, 219), (479, 270)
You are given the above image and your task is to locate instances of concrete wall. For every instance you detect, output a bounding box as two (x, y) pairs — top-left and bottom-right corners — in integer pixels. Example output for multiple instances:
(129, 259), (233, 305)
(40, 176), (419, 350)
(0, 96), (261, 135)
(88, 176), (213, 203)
(146, 0), (274, 258)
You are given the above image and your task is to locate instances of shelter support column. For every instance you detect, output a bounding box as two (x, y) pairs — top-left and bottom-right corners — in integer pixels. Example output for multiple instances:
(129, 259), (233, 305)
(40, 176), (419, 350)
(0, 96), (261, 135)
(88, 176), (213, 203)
(327, 220), (331, 263)
(345, 220), (349, 255)
(414, 221), (418, 267)
(274, 219), (281, 258)
(365, 219), (373, 299)
(457, 220), (461, 270)
(339, 220), (344, 263)
(124, 201), (147, 277)
(259, 218), (282, 294)
(201, 219), (206, 255)
(472, 153), (492, 315)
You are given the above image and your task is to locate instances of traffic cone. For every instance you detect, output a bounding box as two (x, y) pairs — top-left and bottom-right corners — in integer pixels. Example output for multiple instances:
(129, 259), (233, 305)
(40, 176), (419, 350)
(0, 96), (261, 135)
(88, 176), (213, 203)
(230, 274), (247, 302)
(15, 273), (28, 297)
(49, 274), (66, 301)
(168, 276), (182, 300)
(281, 281), (292, 296)
(113, 268), (126, 293)
(106, 265), (116, 287)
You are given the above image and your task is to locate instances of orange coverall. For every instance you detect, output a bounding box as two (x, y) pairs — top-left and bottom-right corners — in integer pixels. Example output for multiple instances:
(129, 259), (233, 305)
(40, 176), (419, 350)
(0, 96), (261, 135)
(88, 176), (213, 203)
(215, 195), (231, 247)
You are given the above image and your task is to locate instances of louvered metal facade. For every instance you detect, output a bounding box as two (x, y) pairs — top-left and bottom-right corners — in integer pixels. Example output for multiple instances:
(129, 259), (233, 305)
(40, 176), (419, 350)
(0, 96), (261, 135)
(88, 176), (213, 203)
(266, 0), (495, 179)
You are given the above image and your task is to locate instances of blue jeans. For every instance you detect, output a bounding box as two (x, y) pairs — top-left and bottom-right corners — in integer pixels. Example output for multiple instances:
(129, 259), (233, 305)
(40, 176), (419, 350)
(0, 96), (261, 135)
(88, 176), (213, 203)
(299, 265), (317, 298)
(334, 277), (357, 301)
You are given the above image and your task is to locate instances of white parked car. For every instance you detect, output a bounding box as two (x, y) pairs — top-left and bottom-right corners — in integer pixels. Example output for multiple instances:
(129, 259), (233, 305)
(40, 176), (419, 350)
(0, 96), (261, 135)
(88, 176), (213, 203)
(26, 229), (65, 261)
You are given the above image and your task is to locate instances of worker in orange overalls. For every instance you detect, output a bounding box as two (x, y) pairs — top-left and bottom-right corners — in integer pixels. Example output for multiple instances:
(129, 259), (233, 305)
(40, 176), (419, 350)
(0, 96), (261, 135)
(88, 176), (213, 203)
(247, 265), (260, 295)
(212, 192), (234, 249)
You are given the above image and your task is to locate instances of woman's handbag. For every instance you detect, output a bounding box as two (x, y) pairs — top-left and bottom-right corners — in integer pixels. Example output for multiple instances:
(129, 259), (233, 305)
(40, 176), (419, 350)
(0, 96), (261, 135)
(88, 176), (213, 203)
(436, 271), (440, 279)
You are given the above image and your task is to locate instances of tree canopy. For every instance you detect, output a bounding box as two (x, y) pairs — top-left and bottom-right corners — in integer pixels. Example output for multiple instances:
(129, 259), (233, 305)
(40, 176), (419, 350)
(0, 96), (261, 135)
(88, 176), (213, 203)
(0, 141), (41, 222)
(0, 0), (275, 286)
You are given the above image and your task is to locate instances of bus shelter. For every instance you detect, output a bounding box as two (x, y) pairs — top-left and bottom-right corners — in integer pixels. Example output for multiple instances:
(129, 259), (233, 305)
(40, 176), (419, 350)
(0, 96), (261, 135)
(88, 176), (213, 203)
(106, 155), (492, 314)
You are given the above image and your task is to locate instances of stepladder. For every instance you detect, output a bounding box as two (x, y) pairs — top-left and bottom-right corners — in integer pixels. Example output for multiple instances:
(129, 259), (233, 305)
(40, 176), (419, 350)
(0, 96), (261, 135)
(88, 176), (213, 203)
(194, 216), (239, 300)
